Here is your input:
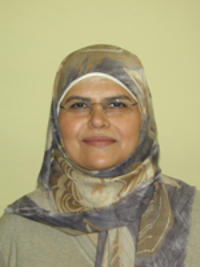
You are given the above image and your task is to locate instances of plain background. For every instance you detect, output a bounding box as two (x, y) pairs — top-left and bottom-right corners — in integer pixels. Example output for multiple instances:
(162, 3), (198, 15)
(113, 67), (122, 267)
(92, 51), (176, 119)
(0, 0), (199, 215)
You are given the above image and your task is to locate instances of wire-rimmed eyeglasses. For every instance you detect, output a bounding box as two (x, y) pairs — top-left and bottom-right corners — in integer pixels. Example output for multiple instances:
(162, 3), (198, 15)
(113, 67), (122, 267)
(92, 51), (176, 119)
(60, 96), (138, 116)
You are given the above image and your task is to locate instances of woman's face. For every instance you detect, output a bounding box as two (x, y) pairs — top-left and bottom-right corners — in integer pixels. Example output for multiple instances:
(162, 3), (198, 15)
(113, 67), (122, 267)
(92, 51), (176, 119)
(58, 76), (141, 170)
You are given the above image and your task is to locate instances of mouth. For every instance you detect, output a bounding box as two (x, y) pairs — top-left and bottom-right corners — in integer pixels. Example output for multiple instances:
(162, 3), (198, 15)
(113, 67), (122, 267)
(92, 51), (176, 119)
(82, 136), (117, 147)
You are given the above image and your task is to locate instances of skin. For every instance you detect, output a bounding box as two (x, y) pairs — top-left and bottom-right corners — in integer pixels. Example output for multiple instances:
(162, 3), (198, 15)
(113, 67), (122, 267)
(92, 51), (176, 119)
(58, 76), (141, 170)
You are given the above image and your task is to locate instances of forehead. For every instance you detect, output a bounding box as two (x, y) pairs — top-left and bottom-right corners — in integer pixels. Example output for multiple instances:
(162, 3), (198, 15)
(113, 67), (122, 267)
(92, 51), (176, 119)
(60, 75), (136, 103)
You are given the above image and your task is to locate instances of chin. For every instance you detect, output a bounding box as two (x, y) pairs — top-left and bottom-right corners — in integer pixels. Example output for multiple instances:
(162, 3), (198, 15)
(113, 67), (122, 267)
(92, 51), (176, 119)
(82, 158), (119, 171)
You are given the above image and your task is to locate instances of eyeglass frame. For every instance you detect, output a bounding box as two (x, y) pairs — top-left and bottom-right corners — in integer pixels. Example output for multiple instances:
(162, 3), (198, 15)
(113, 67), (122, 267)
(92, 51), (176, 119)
(59, 97), (138, 116)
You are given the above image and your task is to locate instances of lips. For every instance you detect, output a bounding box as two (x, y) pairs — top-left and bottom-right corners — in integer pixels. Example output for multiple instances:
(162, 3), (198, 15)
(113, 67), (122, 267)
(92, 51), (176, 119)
(82, 136), (116, 147)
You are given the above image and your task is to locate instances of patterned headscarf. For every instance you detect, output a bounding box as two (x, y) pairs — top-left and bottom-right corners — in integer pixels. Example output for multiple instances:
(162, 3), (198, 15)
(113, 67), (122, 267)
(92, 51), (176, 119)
(7, 44), (195, 266)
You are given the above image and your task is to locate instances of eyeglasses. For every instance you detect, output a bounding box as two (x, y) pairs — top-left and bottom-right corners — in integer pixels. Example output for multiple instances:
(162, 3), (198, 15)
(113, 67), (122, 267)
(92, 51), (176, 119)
(60, 97), (138, 116)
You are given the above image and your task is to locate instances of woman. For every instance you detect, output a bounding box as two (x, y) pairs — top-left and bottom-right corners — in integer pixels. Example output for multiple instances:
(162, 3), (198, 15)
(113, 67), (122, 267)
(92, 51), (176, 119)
(0, 44), (199, 267)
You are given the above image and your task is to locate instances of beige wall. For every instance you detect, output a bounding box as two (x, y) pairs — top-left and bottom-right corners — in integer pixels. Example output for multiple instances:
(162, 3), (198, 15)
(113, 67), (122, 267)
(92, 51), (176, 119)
(1, 0), (200, 214)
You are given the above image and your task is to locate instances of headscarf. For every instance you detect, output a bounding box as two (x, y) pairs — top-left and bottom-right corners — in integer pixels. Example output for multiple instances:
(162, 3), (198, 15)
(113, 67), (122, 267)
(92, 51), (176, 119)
(7, 44), (195, 266)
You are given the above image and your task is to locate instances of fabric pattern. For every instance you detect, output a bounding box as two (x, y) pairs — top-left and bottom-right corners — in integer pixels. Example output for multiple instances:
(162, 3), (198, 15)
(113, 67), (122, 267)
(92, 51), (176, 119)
(6, 44), (195, 266)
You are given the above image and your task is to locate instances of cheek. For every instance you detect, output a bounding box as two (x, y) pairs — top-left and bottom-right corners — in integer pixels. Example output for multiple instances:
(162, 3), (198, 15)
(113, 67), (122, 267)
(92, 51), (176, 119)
(113, 114), (141, 148)
(58, 115), (84, 146)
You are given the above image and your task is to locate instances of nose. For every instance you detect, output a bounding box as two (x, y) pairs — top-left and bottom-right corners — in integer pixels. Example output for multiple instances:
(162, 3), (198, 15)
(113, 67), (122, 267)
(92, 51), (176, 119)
(88, 104), (110, 129)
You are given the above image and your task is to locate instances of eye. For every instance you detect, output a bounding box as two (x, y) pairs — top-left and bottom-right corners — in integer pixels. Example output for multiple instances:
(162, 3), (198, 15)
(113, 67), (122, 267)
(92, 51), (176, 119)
(70, 102), (89, 109)
(108, 100), (128, 108)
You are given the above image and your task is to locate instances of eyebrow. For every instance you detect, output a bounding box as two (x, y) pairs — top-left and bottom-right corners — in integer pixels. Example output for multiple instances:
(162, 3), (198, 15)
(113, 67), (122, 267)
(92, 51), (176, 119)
(62, 95), (134, 104)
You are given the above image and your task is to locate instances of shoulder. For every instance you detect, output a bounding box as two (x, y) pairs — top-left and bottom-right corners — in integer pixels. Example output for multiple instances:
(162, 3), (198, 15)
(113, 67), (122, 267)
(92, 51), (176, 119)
(0, 213), (33, 267)
(191, 189), (200, 211)
(0, 213), (44, 239)
(0, 213), (26, 242)
(0, 212), (26, 228)
(0, 213), (94, 267)
(184, 189), (200, 266)
(188, 189), (200, 234)
(0, 213), (67, 266)
(0, 212), (73, 245)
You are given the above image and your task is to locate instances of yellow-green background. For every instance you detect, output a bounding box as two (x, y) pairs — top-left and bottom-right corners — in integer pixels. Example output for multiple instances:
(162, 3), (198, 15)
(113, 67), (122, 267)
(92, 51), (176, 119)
(1, 0), (199, 215)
